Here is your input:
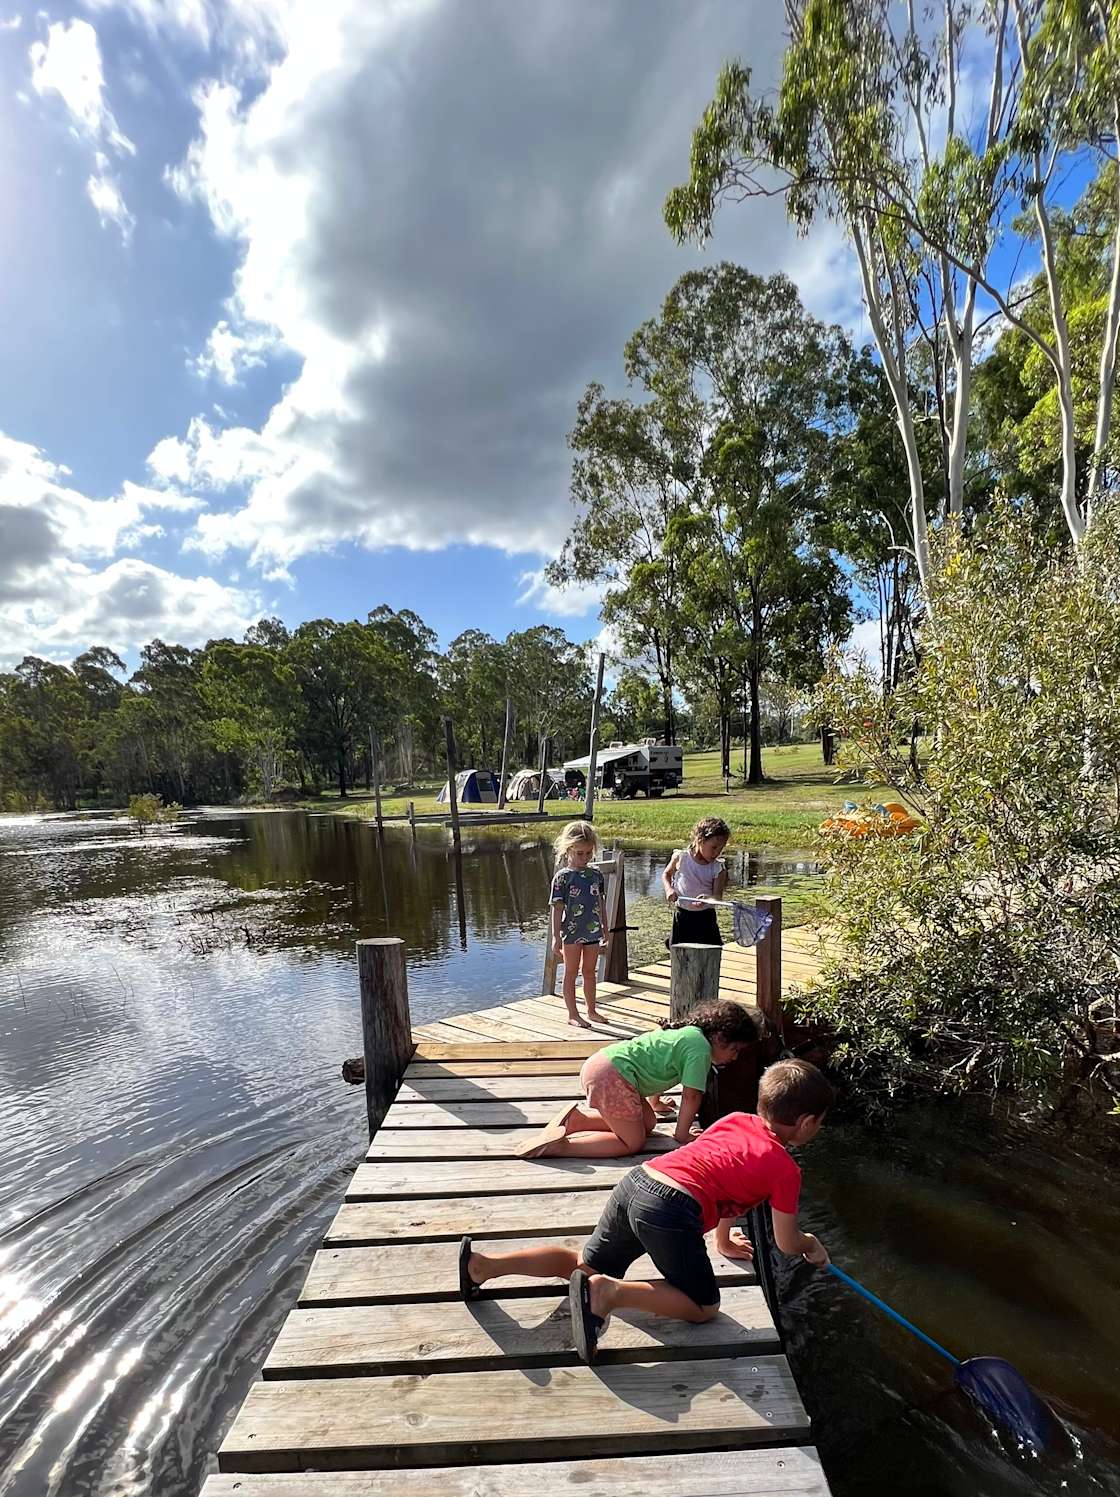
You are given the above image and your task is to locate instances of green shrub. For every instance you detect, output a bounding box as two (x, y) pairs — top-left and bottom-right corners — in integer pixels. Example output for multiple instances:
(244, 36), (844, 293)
(803, 504), (1120, 1114)
(128, 793), (182, 829)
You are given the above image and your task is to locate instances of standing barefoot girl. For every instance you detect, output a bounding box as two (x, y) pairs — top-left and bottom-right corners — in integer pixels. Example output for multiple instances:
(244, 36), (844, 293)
(550, 821), (608, 1028)
(663, 815), (731, 946)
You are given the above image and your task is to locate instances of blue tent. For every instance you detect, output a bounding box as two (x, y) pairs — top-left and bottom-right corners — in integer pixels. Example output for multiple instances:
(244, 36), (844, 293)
(436, 769), (500, 804)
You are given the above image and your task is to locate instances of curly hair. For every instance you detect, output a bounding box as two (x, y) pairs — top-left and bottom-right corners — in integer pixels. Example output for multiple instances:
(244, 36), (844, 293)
(661, 999), (758, 1046)
(689, 816), (731, 855)
(552, 819), (599, 869)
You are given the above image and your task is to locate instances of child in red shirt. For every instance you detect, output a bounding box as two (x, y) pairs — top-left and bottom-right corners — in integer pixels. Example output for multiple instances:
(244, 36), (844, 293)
(460, 1058), (834, 1362)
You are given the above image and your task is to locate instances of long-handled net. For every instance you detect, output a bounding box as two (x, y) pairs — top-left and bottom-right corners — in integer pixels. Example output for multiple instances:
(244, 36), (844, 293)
(827, 1264), (1063, 1452)
(681, 895), (773, 948)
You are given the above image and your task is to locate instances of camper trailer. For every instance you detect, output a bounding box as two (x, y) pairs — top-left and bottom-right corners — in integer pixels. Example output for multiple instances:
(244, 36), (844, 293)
(563, 741), (683, 799)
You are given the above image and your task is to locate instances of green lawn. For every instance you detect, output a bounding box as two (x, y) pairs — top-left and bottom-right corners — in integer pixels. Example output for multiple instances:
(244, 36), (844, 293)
(284, 740), (887, 856)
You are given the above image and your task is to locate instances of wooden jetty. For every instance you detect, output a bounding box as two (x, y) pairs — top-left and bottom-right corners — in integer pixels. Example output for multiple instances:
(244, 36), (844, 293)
(202, 906), (833, 1496)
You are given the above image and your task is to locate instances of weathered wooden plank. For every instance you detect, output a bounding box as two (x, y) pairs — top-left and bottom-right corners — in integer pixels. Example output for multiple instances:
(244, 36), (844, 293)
(413, 1041), (604, 1060)
(381, 1100), (582, 1128)
(395, 1075), (594, 1102)
(266, 1284), (778, 1377)
(217, 1356), (809, 1471)
(364, 1126), (676, 1161)
(300, 1234), (755, 1307)
(405, 1059), (589, 1077)
(326, 1189), (624, 1245)
(429, 1009), (567, 1043)
(347, 1159), (630, 1200)
(203, 1445), (830, 1496)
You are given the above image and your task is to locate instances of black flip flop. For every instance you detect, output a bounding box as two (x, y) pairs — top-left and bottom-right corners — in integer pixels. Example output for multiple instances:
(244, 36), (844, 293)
(458, 1235), (480, 1302)
(568, 1268), (603, 1364)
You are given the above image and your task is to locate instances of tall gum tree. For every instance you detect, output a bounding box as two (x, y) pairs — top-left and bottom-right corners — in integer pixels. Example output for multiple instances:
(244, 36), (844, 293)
(666, 0), (1120, 571)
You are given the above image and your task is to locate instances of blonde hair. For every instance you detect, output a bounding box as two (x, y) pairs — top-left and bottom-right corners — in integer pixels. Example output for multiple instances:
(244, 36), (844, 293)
(553, 820), (598, 869)
(689, 815), (731, 856)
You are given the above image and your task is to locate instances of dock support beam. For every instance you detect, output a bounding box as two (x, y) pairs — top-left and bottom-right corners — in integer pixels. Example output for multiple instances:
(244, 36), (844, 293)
(669, 941), (721, 1022)
(357, 936), (414, 1139)
(584, 651), (605, 820)
(755, 896), (784, 1041)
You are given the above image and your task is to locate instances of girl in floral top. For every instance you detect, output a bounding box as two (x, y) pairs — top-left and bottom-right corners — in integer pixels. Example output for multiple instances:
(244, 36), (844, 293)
(550, 820), (608, 1027)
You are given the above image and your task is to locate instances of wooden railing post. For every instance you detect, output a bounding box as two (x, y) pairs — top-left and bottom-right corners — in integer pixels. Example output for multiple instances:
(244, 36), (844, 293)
(670, 942), (721, 1022)
(755, 895), (784, 1041)
(358, 936), (414, 1139)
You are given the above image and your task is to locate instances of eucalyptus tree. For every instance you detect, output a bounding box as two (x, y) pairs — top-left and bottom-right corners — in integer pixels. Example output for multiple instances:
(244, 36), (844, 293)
(667, 0), (1120, 570)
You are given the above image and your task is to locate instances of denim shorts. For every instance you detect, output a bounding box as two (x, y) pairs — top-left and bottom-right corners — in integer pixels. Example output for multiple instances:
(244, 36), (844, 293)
(582, 1165), (719, 1309)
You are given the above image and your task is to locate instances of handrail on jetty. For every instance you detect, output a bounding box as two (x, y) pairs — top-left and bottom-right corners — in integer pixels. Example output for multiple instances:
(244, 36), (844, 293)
(202, 904), (833, 1495)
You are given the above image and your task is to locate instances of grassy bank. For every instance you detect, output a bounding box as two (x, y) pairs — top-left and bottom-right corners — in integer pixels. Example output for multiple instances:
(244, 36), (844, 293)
(284, 741), (886, 855)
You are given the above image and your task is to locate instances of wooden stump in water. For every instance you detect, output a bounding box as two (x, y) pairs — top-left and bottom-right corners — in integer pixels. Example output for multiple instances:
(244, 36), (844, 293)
(669, 942), (721, 1022)
(341, 1056), (364, 1085)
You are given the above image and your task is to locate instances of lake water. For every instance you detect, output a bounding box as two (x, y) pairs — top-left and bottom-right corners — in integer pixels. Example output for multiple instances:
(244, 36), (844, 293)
(0, 809), (1117, 1496)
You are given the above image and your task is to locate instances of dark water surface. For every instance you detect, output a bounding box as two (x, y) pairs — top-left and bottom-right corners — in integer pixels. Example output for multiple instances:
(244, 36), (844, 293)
(0, 809), (1116, 1496)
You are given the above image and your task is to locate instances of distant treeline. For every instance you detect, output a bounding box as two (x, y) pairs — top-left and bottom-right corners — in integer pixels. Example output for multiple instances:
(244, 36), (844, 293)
(0, 612), (611, 810)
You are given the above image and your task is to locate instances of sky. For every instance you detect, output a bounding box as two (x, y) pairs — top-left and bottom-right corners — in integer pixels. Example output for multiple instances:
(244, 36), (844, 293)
(0, 0), (872, 672)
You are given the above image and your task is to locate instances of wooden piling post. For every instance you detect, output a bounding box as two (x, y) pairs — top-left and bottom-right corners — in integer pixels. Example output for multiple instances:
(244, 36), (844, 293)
(583, 651), (605, 821)
(357, 936), (414, 1139)
(497, 698), (513, 811)
(755, 895), (784, 1040)
(603, 849), (629, 984)
(407, 800), (416, 839)
(670, 942), (721, 1022)
(368, 725), (384, 835)
(535, 737), (549, 815)
(442, 717), (461, 847)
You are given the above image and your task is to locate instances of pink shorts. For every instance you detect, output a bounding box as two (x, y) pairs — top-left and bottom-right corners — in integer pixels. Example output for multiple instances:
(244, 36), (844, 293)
(580, 1051), (644, 1122)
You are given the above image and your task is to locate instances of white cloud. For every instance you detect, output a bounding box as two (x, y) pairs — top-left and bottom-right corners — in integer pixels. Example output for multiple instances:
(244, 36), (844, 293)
(142, 1), (817, 581)
(29, 18), (135, 241)
(191, 317), (276, 384)
(0, 429), (257, 665)
(1, 15), (23, 31)
(87, 167), (135, 240)
(516, 568), (606, 619)
(30, 18), (133, 152)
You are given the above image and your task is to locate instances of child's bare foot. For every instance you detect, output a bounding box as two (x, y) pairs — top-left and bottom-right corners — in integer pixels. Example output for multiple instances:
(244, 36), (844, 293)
(515, 1103), (579, 1159)
(650, 1097), (677, 1117)
(567, 1013), (591, 1028)
(586, 1009), (605, 1023)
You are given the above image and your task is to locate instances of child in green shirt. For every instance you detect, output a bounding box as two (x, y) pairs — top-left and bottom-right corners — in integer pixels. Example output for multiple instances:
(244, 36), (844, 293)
(516, 1000), (758, 1159)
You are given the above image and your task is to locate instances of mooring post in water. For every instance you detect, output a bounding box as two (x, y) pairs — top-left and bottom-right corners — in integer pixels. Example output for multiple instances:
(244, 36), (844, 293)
(670, 941), (721, 1022)
(755, 896), (784, 1041)
(583, 651), (605, 821)
(358, 936), (414, 1139)
(368, 726), (384, 835)
(497, 697), (514, 811)
(407, 800), (416, 840)
(535, 736), (549, 816)
(442, 716), (462, 847)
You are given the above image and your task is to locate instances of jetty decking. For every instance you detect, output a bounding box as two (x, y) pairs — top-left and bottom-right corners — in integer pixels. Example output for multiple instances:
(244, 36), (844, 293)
(201, 929), (832, 1496)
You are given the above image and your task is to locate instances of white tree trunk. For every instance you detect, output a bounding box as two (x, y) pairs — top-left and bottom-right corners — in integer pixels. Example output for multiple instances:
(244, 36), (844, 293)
(851, 220), (931, 589)
(1035, 193), (1086, 545)
(1087, 116), (1120, 523)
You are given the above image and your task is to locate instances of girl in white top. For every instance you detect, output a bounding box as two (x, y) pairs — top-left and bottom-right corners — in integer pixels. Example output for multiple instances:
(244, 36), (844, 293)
(662, 815), (731, 947)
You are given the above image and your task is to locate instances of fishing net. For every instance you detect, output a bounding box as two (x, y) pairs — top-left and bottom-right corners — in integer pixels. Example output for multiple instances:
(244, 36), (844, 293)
(731, 902), (772, 948)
